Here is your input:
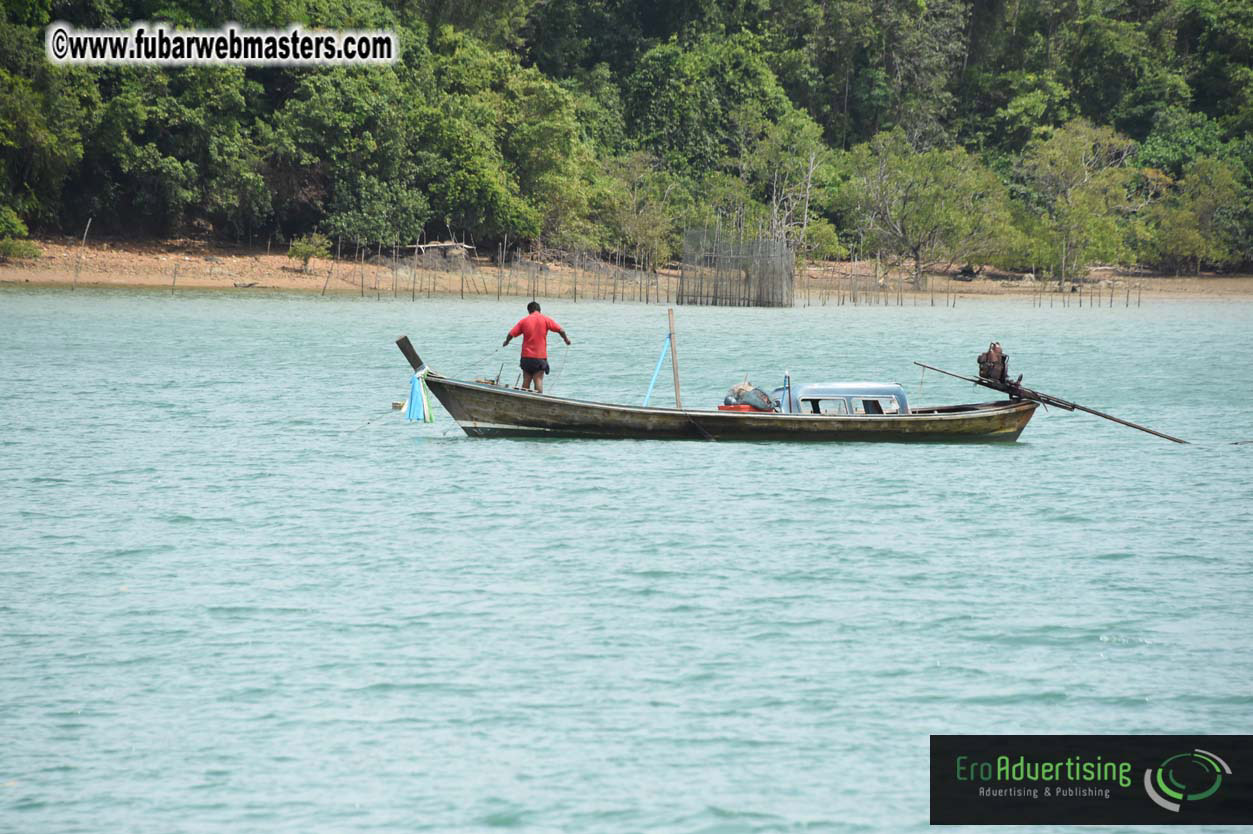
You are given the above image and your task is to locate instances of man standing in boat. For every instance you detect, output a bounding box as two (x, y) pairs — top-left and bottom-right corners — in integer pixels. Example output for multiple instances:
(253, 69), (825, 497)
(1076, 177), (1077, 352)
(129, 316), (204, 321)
(503, 301), (571, 393)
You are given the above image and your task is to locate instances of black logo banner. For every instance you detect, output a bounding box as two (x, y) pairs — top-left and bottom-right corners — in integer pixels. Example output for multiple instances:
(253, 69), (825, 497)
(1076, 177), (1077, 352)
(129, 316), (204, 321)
(931, 735), (1253, 825)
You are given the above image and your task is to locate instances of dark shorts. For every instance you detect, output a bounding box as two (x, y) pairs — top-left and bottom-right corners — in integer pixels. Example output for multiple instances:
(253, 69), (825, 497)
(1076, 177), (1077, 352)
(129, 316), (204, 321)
(520, 357), (550, 375)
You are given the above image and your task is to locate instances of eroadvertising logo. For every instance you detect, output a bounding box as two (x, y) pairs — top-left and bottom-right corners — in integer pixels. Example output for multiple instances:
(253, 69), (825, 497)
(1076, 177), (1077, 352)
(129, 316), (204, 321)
(1144, 749), (1231, 812)
(930, 735), (1253, 825)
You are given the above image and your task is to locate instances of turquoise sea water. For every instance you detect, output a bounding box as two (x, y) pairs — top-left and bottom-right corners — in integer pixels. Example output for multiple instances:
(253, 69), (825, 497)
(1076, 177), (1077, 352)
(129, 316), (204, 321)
(3, 286), (1252, 833)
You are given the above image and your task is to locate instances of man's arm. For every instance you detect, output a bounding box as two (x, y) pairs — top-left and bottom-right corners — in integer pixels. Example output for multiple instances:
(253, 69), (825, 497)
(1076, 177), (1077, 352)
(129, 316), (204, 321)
(549, 317), (572, 345)
(504, 320), (523, 347)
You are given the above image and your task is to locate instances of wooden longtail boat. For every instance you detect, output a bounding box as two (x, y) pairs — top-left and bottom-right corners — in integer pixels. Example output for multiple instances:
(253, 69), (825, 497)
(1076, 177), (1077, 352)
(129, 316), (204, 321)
(397, 337), (1037, 442)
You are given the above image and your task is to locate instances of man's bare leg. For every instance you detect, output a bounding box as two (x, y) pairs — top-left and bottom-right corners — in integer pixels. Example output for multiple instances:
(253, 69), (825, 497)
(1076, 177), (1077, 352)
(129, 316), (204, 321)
(521, 370), (535, 390)
(533, 372), (545, 393)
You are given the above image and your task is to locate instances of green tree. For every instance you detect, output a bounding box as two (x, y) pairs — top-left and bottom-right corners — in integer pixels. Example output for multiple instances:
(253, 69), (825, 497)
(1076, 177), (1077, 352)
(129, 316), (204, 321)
(843, 130), (1013, 286)
(1135, 107), (1226, 179)
(596, 151), (688, 271)
(625, 33), (791, 176)
(267, 68), (429, 244)
(417, 0), (538, 49)
(0, 203), (37, 260)
(864, 0), (969, 147)
(1148, 156), (1244, 273)
(0, 205), (26, 237)
(561, 64), (630, 156)
(988, 71), (1073, 150)
(745, 109), (840, 257)
(287, 231), (331, 272)
(1177, 0), (1253, 137)
(0, 0), (1250, 274)
(66, 66), (269, 236)
(0, 23), (98, 226)
(1019, 119), (1137, 286)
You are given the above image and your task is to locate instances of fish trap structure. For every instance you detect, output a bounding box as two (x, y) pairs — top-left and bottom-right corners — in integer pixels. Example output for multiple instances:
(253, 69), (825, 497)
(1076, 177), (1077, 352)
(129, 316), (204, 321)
(678, 228), (795, 307)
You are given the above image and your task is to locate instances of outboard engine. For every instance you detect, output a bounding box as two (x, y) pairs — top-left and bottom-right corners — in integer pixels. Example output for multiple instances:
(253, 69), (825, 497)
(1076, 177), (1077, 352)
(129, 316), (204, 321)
(977, 342), (1009, 383)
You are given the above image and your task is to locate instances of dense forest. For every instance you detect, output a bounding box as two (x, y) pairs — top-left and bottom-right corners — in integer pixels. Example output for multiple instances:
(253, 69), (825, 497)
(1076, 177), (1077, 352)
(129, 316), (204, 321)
(2, 0), (1251, 279)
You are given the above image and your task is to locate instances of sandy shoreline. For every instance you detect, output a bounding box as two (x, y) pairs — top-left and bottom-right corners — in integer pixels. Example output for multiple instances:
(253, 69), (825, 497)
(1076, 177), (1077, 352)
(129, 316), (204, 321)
(4, 237), (1253, 300)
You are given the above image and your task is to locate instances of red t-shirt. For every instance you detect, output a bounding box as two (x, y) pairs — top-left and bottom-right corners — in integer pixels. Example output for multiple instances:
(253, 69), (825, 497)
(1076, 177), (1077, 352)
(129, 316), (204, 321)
(509, 312), (563, 359)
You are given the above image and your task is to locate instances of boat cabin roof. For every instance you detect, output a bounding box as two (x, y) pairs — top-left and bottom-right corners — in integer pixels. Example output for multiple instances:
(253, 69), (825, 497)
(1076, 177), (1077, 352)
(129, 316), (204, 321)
(770, 382), (910, 414)
(792, 382), (906, 399)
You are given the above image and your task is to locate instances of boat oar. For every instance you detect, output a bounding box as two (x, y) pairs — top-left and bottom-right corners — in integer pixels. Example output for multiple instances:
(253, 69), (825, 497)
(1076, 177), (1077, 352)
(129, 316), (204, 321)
(913, 362), (1189, 445)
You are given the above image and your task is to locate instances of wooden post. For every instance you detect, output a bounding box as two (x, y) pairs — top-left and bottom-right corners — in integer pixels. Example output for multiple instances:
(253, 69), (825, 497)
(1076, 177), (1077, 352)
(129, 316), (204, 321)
(73, 217), (92, 291)
(357, 242), (364, 297)
(667, 307), (683, 410)
(170, 262), (178, 294)
(323, 236), (340, 296)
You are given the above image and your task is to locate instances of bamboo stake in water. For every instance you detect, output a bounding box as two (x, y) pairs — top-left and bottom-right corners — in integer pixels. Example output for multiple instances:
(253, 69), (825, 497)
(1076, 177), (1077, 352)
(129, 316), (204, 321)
(322, 236), (340, 296)
(668, 308), (683, 409)
(356, 241), (364, 297)
(73, 217), (92, 291)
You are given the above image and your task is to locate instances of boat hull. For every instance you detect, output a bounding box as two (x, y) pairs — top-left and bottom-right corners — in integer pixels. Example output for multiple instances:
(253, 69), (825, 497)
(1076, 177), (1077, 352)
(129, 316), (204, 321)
(423, 376), (1038, 442)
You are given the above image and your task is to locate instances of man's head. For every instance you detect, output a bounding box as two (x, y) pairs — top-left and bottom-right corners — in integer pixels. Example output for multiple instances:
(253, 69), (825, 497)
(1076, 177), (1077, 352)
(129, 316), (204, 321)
(527, 301), (541, 313)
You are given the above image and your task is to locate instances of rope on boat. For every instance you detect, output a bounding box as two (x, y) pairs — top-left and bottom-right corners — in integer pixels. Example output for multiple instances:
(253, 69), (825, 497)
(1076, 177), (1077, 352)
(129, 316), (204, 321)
(461, 345), (502, 377)
(350, 407), (401, 431)
(548, 343), (571, 393)
(642, 334), (671, 407)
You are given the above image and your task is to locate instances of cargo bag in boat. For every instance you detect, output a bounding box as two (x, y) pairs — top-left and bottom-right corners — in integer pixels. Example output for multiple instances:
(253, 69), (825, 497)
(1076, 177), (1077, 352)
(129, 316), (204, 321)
(720, 381), (778, 412)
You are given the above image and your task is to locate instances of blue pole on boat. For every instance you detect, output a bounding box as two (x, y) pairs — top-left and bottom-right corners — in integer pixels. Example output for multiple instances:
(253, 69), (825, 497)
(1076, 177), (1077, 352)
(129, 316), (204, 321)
(643, 334), (671, 407)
